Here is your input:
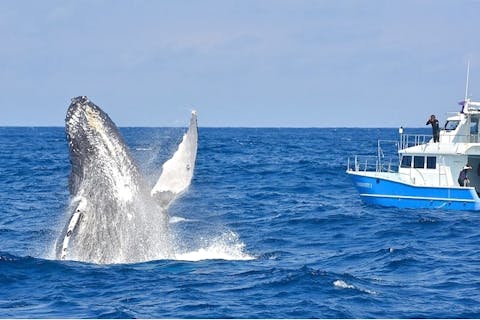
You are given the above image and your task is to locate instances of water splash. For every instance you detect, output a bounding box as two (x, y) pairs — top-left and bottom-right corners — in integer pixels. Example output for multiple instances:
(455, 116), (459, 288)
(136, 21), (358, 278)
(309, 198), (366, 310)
(174, 231), (254, 261)
(55, 99), (251, 264)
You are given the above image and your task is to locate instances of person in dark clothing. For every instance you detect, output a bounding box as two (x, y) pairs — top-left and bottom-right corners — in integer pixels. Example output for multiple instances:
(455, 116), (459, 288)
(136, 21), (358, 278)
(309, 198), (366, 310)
(458, 164), (472, 187)
(426, 114), (440, 143)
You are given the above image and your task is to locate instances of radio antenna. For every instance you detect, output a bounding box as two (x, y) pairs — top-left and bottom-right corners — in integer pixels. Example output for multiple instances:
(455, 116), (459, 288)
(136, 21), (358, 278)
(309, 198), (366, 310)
(465, 60), (471, 102)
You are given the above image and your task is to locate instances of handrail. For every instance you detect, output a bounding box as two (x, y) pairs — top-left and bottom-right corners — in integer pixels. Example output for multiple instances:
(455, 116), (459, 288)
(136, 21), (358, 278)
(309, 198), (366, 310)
(347, 155), (398, 173)
(399, 134), (431, 150)
(399, 133), (480, 149)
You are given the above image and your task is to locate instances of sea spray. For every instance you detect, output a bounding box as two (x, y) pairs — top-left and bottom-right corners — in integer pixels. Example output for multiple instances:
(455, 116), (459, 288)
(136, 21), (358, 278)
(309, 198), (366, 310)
(55, 98), (251, 264)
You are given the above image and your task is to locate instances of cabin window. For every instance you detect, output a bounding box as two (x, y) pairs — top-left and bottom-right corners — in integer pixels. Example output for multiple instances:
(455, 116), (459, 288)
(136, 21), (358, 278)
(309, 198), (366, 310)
(426, 156), (436, 169)
(414, 156), (425, 169)
(445, 120), (459, 131)
(401, 156), (412, 168)
(470, 116), (479, 136)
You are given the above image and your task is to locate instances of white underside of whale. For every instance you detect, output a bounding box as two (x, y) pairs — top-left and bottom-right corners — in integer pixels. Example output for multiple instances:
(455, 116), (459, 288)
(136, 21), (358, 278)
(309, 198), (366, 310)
(151, 111), (198, 206)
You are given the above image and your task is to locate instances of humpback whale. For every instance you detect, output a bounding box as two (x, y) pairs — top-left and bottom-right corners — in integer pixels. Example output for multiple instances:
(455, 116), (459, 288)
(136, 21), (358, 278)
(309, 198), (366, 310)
(56, 96), (198, 264)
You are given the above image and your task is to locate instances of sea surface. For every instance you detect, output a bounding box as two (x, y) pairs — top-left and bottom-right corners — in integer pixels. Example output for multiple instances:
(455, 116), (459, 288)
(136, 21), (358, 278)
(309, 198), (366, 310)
(1, 126), (479, 318)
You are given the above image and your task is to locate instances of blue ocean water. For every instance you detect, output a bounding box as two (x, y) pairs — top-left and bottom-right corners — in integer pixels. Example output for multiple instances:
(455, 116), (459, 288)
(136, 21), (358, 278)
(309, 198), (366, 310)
(1, 126), (480, 318)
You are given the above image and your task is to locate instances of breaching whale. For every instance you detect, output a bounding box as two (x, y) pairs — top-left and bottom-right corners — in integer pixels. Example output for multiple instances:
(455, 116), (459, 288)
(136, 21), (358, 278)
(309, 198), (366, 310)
(55, 96), (198, 264)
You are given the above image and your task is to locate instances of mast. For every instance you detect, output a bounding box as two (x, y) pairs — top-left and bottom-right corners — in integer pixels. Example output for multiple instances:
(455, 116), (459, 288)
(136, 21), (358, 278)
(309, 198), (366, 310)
(465, 60), (470, 102)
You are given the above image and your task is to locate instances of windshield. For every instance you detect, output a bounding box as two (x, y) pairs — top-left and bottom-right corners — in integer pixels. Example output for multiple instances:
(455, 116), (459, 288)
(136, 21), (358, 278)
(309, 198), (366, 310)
(444, 120), (459, 131)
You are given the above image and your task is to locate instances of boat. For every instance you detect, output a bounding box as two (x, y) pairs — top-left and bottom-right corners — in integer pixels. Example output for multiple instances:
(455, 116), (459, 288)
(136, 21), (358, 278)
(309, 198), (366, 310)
(347, 68), (480, 210)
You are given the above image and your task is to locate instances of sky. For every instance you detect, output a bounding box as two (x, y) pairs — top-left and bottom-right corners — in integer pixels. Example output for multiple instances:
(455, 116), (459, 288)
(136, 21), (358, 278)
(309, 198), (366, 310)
(2, 0), (480, 127)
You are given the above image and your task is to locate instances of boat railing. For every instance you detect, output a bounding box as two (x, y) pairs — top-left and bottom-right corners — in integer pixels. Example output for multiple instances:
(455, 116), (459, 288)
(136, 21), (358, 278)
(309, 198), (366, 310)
(347, 155), (398, 173)
(399, 133), (480, 149)
(399, 134), (432, 150)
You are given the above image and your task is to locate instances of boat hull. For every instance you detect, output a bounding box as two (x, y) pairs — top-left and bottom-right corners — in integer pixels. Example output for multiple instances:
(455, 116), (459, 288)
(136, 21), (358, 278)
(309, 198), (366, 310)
(347, 170), (480, 210)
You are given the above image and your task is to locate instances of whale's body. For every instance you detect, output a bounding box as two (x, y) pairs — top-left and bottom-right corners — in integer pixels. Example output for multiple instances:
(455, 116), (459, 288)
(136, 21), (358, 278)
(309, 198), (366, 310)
(56, 96), (198, 264)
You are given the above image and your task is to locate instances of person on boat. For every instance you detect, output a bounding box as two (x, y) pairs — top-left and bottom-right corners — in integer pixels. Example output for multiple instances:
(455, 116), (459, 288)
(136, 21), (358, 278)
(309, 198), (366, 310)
(458, 164), (473, 187)
(426, 114), (440, 143)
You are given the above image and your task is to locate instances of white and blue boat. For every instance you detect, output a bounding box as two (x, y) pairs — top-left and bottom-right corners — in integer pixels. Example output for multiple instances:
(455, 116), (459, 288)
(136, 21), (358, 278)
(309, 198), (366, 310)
(347, 81), (480, 210)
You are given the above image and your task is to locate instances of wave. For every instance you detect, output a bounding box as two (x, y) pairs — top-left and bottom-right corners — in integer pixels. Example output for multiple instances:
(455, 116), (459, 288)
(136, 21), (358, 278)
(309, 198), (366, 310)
(333, 279), (377, 295)
(0, 252), (21, 262)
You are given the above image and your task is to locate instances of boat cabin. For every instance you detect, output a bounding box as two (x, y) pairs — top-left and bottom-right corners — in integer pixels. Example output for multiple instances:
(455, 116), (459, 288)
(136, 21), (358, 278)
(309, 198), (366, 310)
(398, 98), (480, 194)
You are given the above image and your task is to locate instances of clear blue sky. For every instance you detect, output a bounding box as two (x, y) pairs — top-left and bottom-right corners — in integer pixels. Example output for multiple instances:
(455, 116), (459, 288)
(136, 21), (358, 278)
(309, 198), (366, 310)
(2, 0), (480, 127)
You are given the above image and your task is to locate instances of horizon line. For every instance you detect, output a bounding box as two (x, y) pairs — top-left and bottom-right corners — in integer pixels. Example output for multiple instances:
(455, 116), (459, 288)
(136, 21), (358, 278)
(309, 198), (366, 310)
(0, 125), (427, 129)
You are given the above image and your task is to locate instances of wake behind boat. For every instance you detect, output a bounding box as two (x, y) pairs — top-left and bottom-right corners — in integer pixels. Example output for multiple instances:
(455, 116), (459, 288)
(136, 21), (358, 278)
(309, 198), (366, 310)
(347, 70), (480, 211)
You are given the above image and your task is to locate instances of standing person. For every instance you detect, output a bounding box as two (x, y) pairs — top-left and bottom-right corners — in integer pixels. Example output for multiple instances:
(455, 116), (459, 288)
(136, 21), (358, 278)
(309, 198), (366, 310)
(458, 164), (472, 187)
(426, 114), (440, 143)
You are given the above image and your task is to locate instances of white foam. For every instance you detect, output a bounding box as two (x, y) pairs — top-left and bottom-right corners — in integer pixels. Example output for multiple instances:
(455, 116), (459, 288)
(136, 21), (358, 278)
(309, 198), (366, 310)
(333, 280), (355, 289)
(333, 280), (377, 295)
(174, 231), (254, 262)
(169, 216), (188, 224)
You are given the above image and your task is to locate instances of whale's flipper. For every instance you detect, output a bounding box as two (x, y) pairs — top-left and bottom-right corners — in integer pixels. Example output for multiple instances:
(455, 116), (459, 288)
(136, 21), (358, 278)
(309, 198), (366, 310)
(56, 196), (87, 260)
(151, 111), (198, 207)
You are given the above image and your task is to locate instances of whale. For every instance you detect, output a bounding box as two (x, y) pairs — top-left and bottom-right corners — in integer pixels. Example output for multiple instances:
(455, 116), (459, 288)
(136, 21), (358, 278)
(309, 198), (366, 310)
(55, 96), (198, 264)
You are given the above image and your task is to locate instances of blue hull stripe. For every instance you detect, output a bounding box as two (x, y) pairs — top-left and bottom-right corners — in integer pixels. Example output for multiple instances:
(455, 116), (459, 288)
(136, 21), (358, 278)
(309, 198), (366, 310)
(360, 193), (477, 203)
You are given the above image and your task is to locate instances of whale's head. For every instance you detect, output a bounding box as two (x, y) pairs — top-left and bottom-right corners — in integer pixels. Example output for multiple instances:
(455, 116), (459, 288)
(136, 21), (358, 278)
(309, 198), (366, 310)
(65, 96), (136, 195)
(66, 96), (120, 156)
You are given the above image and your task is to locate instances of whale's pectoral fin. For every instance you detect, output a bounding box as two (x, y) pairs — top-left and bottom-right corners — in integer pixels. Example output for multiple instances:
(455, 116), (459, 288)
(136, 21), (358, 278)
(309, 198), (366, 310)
(151, 111), (198, 207)
(56, 197), (87, 260)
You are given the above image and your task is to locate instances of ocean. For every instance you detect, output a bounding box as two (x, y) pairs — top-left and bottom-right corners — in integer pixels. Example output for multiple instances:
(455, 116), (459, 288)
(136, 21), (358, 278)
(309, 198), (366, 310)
(0, 126), (479, 318)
